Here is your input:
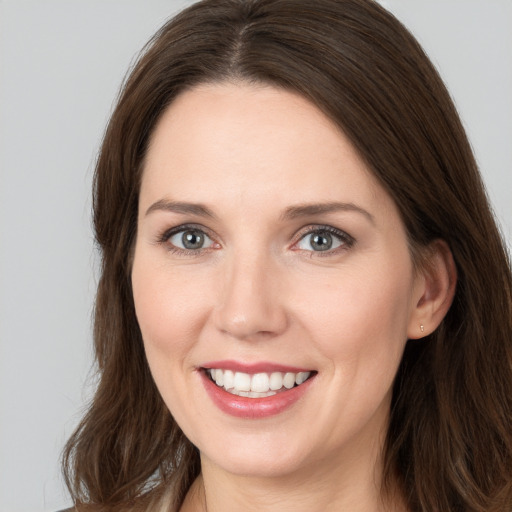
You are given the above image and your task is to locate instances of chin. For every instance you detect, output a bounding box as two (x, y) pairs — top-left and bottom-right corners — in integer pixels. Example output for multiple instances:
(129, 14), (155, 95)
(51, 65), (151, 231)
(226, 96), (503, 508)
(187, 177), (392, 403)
(197, 428), (317, 479)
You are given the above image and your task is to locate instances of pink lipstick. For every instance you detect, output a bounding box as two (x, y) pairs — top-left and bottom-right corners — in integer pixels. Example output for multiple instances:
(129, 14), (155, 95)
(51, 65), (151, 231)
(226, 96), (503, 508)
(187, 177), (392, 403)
(199, 360), (316, 419)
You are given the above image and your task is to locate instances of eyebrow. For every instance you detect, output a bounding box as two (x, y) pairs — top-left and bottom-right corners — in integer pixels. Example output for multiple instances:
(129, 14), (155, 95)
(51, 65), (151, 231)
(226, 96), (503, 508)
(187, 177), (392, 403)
(280, 202), (375, 224)
(145, 200), (216, 218)
(145, 199), (374, 224)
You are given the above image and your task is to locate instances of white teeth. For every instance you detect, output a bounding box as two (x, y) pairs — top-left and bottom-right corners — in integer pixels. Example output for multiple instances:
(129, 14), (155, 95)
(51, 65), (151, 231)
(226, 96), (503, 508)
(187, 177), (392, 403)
(214, 369), (224, 387)
(249, 391), (277, 398)
(295, 372), (309, 385)
(269, 372), (283, 390)
(283, 372), (296, 389)
(233, 372), (251, 392)
(207, 368), (312, 397)
(223, 369), (234, 389)
(251, 373), (270, 392)
(220, 389), (277, 398)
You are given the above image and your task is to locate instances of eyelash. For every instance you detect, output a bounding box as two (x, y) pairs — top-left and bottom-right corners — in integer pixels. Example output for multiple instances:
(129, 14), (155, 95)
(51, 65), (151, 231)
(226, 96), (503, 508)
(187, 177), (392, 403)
(156, 223), (217, 257)
(156, 223), (355, 256)
(293, 225), (355, 256)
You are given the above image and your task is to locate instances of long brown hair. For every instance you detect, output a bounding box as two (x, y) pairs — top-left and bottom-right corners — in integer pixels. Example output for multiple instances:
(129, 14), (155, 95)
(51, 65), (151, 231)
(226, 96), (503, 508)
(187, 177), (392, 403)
(63, 1), (512, 510)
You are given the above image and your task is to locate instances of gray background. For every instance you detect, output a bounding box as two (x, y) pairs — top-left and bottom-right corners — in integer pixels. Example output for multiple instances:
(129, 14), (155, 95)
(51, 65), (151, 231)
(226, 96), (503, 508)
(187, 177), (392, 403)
(0, 1), (510, 510)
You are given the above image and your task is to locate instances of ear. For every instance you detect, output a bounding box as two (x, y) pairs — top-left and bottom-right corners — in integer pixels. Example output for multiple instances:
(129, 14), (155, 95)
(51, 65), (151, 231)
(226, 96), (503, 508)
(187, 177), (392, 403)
(407, 240), (457, 339)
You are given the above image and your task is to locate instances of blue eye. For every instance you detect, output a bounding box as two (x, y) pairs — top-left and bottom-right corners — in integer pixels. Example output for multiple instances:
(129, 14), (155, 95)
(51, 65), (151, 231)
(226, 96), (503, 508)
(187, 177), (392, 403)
(296, 228), (351, 252)
(168, 228), (214, 251)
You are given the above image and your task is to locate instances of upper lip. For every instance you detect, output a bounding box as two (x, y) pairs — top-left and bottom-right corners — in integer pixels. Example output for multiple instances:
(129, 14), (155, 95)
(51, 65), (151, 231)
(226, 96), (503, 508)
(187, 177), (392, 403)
(200, 360), (314, 374)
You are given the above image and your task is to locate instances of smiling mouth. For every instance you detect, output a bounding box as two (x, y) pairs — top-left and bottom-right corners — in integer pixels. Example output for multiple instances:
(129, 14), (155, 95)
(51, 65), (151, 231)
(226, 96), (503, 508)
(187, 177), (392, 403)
(204, 368), (315, 398)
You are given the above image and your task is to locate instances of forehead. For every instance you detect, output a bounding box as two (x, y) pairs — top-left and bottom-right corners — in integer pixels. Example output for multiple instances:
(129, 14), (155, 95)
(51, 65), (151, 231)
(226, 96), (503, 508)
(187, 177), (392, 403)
(140, 82), (390, 216)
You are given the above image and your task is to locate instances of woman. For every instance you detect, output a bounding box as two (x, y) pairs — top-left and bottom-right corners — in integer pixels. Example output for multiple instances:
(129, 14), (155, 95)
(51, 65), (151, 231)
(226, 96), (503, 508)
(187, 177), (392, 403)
(62, 0), (512, 511)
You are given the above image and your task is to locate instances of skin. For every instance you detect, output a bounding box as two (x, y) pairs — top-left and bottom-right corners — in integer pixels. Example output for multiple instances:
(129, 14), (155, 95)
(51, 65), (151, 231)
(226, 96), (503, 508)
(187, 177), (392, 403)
(132, 82), (455, 512)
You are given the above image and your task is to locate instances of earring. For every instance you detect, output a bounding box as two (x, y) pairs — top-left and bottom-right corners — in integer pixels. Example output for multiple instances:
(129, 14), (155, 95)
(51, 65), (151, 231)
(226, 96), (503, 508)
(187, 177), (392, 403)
(420, 324), (425, 333)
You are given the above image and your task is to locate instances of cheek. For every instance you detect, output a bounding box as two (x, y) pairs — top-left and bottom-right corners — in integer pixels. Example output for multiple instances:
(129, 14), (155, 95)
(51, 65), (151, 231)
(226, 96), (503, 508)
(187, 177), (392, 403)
(131, 254), (210, 357)
(293, 259), (414, 365)
(131, 253), (207, 420)
(291, 259), (414, 439)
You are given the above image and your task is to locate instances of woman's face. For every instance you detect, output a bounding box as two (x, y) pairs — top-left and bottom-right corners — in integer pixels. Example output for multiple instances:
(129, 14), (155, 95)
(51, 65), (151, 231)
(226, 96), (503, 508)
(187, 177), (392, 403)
(132, 83), (425, 479)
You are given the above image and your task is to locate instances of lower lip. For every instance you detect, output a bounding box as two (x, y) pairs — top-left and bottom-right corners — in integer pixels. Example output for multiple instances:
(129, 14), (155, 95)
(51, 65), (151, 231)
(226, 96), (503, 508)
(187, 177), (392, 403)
(200, 371), (315, 419)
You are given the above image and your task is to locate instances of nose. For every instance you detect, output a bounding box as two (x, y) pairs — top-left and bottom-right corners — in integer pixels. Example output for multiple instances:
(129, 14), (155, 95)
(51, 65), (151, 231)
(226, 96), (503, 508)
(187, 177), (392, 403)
(213, 251), (289, 341)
